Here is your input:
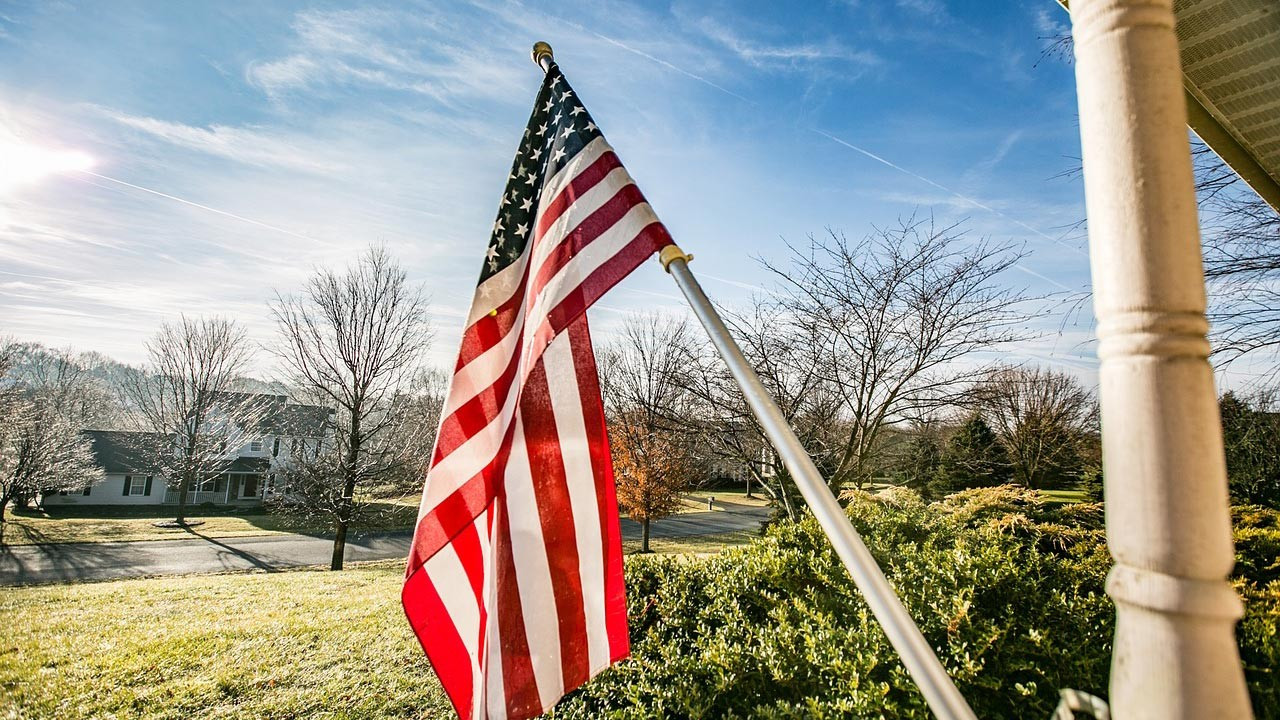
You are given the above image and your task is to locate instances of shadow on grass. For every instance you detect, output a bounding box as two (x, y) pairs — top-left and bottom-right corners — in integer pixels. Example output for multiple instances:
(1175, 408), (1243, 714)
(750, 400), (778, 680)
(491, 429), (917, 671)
(12, 500), (417, 540)
(3, 519), (58, 546)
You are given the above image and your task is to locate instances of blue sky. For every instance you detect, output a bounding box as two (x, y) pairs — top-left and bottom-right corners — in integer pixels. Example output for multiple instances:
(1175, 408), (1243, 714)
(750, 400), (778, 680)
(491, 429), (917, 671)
(0, 0), (1104, 380)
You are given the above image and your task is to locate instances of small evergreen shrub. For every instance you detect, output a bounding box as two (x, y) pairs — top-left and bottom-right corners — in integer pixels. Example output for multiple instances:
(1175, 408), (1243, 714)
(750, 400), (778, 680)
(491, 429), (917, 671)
(553, 488), (1280, 719)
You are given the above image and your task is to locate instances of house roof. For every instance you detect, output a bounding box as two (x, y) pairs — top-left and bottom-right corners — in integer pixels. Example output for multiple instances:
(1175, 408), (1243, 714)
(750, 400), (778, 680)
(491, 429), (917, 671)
(227, 456), (271, 473)
(1059, 0), (1280, 212)
(268, 403), (333, 437)
(210, 391), (333, 438)
(83, 430), (166, 474)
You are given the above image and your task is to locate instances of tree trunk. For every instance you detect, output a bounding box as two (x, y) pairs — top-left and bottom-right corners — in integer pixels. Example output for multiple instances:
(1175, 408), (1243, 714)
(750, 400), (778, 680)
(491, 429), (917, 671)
(331, 406), (361, 571)
(175, 472), (191, 525)
(0, 499), (7, 546)
(640, 517), (651, 553)
(331, 519), (348, 571)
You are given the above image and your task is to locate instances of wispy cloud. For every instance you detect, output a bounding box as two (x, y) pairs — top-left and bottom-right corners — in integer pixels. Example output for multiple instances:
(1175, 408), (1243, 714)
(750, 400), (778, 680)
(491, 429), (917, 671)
(1033, 7), (1070, 39)
(895, 0), (947, 17)
(245, 7), (525, 106)
(971, 130), (1024, 174)
(696, 17), (880, 71)
(99, 110), (346, 174)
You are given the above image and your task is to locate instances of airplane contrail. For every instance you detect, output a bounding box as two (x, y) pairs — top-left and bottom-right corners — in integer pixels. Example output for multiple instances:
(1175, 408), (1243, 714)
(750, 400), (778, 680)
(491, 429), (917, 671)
(572, 31), (1088, 264)
(810, 129), (1089, 259)
(77, 170), (319, 243)
(585, 30), (755, 104)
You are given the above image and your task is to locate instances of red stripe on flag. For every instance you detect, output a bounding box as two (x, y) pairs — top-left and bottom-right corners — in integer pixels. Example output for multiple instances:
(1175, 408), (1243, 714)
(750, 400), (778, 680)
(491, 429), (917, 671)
(524, 222), (673, 375)
(408, 421), (517, 576)
(402, 568), (476, 720)
(493, 495), (542, 718)
(529, 184), (647, 301)
(534, 151), (622, 241)
(456, 274), (527, 369)
(433, 346), (522, 466)
(520, 361), (591, 691)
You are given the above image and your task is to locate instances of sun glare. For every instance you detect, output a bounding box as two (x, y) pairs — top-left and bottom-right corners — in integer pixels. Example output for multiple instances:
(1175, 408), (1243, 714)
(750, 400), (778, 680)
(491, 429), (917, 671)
(0, 136), (95, 193)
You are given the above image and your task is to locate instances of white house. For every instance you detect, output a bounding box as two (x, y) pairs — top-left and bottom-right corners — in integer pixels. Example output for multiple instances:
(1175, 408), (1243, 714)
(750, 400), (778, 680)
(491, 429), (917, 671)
(43, 394), (332, 507)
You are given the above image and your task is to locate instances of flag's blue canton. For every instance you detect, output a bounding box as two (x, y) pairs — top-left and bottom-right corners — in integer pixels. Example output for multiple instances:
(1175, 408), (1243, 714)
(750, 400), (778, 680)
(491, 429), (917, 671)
(481, 63), (603, 282)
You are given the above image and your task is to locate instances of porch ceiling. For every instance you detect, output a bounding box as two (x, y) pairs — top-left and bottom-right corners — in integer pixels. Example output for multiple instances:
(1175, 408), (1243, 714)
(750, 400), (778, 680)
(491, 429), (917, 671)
(1061, 0), (1280, 212)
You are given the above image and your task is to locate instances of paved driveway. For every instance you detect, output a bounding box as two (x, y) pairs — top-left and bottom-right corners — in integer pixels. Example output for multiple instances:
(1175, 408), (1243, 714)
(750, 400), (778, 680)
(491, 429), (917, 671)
(0, 505), (770, 586)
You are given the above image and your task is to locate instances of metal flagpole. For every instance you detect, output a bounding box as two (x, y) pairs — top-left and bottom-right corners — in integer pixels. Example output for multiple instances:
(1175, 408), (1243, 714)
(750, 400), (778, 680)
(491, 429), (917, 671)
(655, 243), (972, 712)
(530, 41), (976, 720)
(659, 245), (977, 720)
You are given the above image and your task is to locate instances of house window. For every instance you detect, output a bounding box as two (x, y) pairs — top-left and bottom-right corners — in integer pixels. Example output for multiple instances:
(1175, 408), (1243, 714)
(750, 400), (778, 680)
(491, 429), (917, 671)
(129, 476), (146, 496)
(82, 486), (92, 496)
(250, 439), (264, 452)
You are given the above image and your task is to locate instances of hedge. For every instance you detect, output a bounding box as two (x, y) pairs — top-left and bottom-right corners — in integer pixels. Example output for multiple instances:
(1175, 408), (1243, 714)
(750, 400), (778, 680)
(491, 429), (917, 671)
(552, 486), (1279, 719)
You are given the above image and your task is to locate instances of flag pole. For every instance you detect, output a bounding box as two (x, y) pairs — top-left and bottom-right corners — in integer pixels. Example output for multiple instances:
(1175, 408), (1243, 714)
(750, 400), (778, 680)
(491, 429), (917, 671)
(530, 42), (976, 720)
(658, 246), (977, 720)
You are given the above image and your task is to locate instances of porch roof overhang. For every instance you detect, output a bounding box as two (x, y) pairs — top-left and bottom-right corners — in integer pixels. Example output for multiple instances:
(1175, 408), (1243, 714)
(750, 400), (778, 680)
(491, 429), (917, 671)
(1060, 0), (1280, 213)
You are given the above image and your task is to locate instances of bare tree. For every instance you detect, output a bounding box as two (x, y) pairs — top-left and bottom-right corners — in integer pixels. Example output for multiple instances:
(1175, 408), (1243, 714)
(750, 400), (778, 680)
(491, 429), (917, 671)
(684, 301), (843, 518)
(1039, 30), (1280, 374)
(269, 246), (432, 571)
(0, 341), (104, 542)
(124, 316), (259, 525)
(740, 217), (1031, 496)
(970, 366), (1095, 489)
(599, 314), (705, 552)
(1197, 146), (1280, 369)
(21, 347), (119, 432)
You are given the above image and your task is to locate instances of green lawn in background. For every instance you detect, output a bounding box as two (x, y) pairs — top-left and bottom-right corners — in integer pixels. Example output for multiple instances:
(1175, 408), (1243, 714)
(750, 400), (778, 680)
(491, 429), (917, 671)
(0, 531), (753, 720)
(1039, 488), (1089, 504)
(2, 499), (419, 546)
(4, 490), (773, 546)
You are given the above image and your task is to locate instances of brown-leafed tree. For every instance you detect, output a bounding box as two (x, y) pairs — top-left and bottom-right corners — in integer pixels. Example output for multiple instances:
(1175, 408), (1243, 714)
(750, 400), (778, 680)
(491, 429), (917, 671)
(599, 314), (704, 552)
(124, 317), (261, 525)
(269, 246), (432, 570)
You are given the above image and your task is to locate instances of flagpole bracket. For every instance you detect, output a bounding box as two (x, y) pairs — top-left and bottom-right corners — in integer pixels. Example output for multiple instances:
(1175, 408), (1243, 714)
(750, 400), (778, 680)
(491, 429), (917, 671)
(659, 244), (693, 273)
(531, 42), (554, 72)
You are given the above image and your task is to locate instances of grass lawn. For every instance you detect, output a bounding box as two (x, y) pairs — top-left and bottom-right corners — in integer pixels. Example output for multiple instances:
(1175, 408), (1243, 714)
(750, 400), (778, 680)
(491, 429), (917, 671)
(2, 500), (419, 547)
(4, 492), (769, 547)
(622, 529), (757, 555)
(0, 561), (453, 719)
(0, 531), (752, 720)
(679, 488), (773, 512)
(1039, 488), (1090, 504)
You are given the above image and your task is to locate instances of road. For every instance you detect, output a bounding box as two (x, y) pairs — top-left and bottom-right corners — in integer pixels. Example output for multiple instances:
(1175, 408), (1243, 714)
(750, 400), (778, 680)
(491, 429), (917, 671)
(0, 504), (770, 586)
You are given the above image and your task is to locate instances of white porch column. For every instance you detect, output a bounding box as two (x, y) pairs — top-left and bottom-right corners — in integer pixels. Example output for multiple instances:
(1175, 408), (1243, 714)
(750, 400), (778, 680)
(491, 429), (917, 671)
(1069, 0), (1252, 717)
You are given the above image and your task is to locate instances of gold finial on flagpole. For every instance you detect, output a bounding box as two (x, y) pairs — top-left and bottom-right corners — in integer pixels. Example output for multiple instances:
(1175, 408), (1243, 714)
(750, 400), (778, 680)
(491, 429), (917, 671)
(531, 41), (554, 72)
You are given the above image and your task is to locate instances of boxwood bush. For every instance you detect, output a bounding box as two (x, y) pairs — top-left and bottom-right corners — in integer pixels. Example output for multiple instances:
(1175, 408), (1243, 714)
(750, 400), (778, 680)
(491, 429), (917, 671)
(553, 487), (1279, 719)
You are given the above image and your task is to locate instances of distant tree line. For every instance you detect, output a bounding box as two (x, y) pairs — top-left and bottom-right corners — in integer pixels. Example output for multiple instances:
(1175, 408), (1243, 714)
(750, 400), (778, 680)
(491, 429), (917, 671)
(598, 213), (1280, 528)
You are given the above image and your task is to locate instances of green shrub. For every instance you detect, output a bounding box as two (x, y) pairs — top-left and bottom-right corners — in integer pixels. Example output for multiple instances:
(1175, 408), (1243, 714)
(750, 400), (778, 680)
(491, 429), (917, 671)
(554, 488), (1280, 719)
(554, 487), (1113, 719)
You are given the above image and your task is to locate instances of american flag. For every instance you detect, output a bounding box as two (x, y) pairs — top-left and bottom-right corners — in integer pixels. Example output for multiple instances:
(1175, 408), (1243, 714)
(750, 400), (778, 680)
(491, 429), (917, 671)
(401, 59), (673, 720)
